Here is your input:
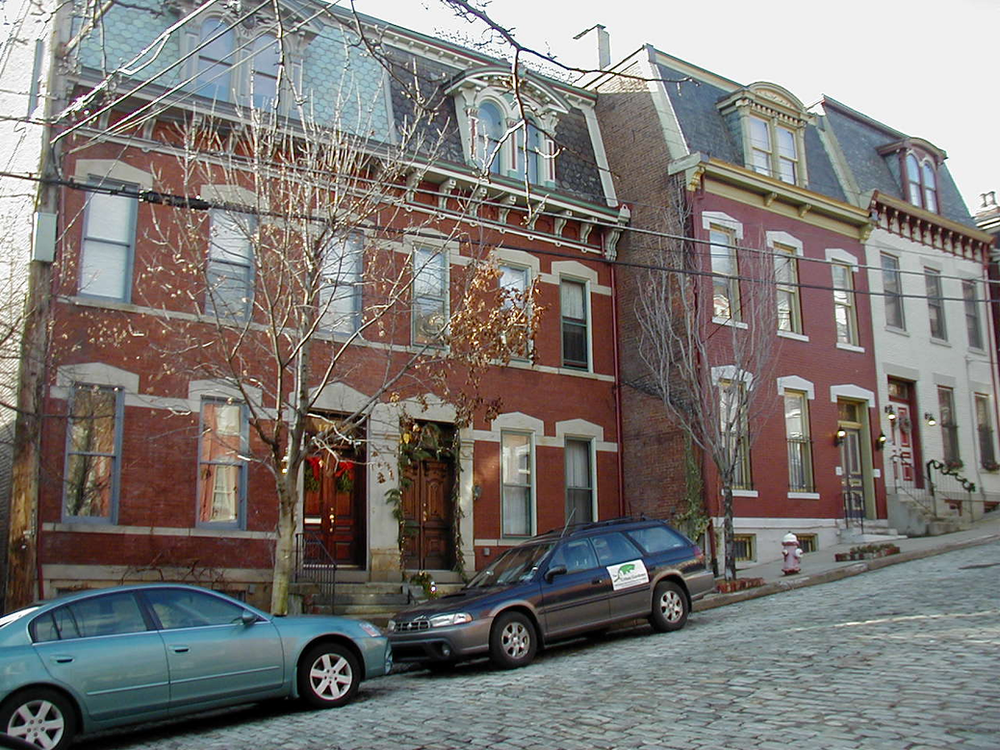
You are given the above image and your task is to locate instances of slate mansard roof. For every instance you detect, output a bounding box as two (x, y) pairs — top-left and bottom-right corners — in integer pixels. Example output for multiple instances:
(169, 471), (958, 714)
(68, 0), (612, 210)
(818, 97), (976, 228)
(653, 58), (847, 204)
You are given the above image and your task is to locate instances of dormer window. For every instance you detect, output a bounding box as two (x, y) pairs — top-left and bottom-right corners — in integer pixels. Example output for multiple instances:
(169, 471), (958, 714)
(905, 153), (938, 213)
(718, 83), (809, 188)
(450, 67), (568, 187)
(178, 5), (313, 115)
(196, 18), (235, 102)
(879, 138), (945, 215)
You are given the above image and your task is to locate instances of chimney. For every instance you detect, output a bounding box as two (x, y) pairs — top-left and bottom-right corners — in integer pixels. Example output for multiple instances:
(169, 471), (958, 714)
(573, 24), (611, 70)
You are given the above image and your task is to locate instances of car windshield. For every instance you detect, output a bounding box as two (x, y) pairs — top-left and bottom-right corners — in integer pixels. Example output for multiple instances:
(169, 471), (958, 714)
(466, 543), (554, 588)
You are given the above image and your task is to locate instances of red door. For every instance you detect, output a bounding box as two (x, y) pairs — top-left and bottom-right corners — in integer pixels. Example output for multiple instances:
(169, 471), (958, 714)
(303, 453), (363, 565)
(401, 459), (455, 570)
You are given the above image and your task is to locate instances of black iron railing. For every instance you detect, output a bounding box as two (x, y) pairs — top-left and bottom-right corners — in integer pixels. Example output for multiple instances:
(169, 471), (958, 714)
(926, 459), (976, 516)
(842, 490), (865, 534)
(294, 531), (337, 609)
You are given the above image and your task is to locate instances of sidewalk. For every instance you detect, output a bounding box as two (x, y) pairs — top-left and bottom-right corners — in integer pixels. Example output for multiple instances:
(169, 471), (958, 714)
(694, 510), (1000, 612)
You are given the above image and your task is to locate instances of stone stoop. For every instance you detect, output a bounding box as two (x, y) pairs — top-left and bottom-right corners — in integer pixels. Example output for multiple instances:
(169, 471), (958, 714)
(838, 519), (906, 546)
(295, 580), (467, 625)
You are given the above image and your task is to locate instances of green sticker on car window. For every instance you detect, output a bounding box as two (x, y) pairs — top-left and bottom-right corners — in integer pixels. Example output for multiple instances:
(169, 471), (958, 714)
(607, 559), (649, 590)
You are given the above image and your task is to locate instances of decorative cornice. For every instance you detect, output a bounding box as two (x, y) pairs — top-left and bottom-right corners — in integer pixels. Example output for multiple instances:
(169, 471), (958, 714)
(870, 190), (993, 261)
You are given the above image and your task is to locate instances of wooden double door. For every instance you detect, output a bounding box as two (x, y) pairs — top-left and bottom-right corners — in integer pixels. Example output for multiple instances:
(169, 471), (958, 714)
(401, 458), (455, 570)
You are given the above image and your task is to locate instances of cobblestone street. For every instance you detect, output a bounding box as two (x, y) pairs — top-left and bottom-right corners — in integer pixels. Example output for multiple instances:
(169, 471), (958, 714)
(82, 542), (1000, 750)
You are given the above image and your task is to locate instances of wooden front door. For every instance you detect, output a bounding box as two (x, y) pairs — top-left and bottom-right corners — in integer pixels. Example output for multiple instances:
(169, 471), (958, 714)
(401, 459), (455, 570)
(303, 452), (364, 565)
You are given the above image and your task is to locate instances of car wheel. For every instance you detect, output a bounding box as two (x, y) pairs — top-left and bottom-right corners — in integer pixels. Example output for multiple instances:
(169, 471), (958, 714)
(650, 580), (689, 633)
(0, 688), (76, 750)
(489, 611), (537, 669)
(298, 643), (360, 708)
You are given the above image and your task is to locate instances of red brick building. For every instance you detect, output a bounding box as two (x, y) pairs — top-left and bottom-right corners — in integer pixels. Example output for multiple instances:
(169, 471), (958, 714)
(593, 48), (884, 567)
(7, 2), (628, 608)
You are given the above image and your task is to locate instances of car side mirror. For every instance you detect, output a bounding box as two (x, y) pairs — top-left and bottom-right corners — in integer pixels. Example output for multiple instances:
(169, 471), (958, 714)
(544, 564), (567, 583)
(240, 609), (258, 626)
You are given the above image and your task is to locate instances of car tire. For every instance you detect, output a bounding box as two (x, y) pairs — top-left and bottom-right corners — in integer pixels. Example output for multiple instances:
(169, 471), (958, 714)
(0, 688), (76, 750)
(489, 611), (537, 669)
(650, 580), (689, 633)
(298, 643), (360, 709)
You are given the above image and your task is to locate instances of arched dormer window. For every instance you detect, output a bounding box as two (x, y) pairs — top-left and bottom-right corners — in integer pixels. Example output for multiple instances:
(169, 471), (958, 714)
(879, 138), (945, 215)
(449, 66), (567, 187)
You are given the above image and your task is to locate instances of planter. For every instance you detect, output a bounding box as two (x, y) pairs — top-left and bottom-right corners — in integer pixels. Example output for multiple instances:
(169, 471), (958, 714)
(714, 577), (765, 594)
(834, 543), (900, 562)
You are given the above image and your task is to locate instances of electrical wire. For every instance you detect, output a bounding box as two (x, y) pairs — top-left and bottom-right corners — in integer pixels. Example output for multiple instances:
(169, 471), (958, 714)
(3, 167), (998, 307)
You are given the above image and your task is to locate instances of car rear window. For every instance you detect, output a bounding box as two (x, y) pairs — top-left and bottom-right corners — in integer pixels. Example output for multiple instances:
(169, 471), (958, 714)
(591, 532), (642, 566)
(628, 526), (689, 554)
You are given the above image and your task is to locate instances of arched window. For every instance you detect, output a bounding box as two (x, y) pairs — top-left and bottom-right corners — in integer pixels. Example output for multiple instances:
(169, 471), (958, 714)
(250, 33), (280, 109)
(476, 101), (504, 175)
(904, 152), (939, 213)
(922, 162), (938, 213)
(196, 18), (235, 102)
(906, 153), (922, 206)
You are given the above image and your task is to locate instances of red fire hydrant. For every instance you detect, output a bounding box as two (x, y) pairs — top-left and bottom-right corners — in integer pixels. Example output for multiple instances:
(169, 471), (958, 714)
(781, 532), (802, 575)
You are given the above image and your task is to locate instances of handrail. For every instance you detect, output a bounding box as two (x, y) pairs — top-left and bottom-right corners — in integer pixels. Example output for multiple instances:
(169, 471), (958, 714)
(294, 531), (337, 609)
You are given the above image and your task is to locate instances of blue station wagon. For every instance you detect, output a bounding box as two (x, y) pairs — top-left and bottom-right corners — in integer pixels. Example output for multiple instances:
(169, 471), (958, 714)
(0, 584), (391, 749)
(388, 517), (715, 669)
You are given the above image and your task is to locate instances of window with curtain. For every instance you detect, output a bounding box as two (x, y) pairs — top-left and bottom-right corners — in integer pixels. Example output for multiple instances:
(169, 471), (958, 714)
(925, 268), (947, 340)
(720, 379), (752, 490)
(774, 243), (801, 333)
(560, 279), (588, 369)
(207, 210), (254, 319)
(64, 385), (120, 521)
(710, 227), (740, 321)
(776, 126), (797, 184)
(748, 116), (771, 176)
(198, 400), (245, 526)
(963, 279), (983, 349)
(832, 263), (858, 345)
(501, 432), (532, 536)
(881, 254), (905, 330)
(937, 387), (960, 467)
(319, 232), (363, 334)
(412, 246), (448, 345)
(565, 439), (593, 525)
(79, 180), (136, 301)
(784, 390), (814, 492)
(975, 394), (996, 469)
(196, 18), (235, 101)
(499, 264), (531, 358)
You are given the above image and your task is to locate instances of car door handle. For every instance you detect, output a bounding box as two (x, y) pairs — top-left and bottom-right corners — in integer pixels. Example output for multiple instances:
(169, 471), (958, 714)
(170, 646), (190, 653)
(51, 655), (74, 664)
(592, 578), (605, 585)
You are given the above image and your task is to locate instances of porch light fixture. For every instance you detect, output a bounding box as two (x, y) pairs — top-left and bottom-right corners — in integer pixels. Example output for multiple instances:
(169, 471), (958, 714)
(884, 405), (896, 421)
(925, 412), (937, 426)
(875, 432), (887, 451)
(834, 428), (847, 446)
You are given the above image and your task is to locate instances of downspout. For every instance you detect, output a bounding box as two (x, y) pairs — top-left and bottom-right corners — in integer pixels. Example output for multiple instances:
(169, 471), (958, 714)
(611, 261), (626, 517)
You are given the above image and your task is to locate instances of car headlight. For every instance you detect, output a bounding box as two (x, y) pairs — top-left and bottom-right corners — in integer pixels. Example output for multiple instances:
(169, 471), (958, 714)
(358, 621), (383, 637)
(429, 612), (472, 628)
(386, 619), (396, 633)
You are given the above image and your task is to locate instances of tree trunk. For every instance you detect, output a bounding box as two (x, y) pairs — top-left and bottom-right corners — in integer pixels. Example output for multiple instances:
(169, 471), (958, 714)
(269, 476), (298, 614)
(722, 484), (737, 581)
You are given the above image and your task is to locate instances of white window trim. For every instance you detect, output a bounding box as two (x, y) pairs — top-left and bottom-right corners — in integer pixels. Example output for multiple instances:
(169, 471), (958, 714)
(829, 384), (875, 407)
(702, 211), (744, 239)
(825, 248), (859, 269)
(776, 376), (815, 400)
(500, 429), (536, 538)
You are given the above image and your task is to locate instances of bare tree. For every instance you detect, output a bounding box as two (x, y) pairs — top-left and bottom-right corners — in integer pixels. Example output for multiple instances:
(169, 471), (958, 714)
(631, 183), (780, 581)
(112, 89), (536, 612)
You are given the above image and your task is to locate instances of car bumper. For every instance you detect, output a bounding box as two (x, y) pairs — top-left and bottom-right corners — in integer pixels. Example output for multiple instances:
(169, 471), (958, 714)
(359, 636), (394, 678)
(388, 619), (492, 663)
(687, 569), (717, 601)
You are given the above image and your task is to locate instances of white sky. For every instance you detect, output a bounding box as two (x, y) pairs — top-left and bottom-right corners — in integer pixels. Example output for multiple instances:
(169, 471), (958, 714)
(352, 0), (999, 218)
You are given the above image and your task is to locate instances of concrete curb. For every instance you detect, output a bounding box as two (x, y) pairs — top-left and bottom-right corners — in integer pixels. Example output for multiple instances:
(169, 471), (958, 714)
(692, 531), (1000, 612)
